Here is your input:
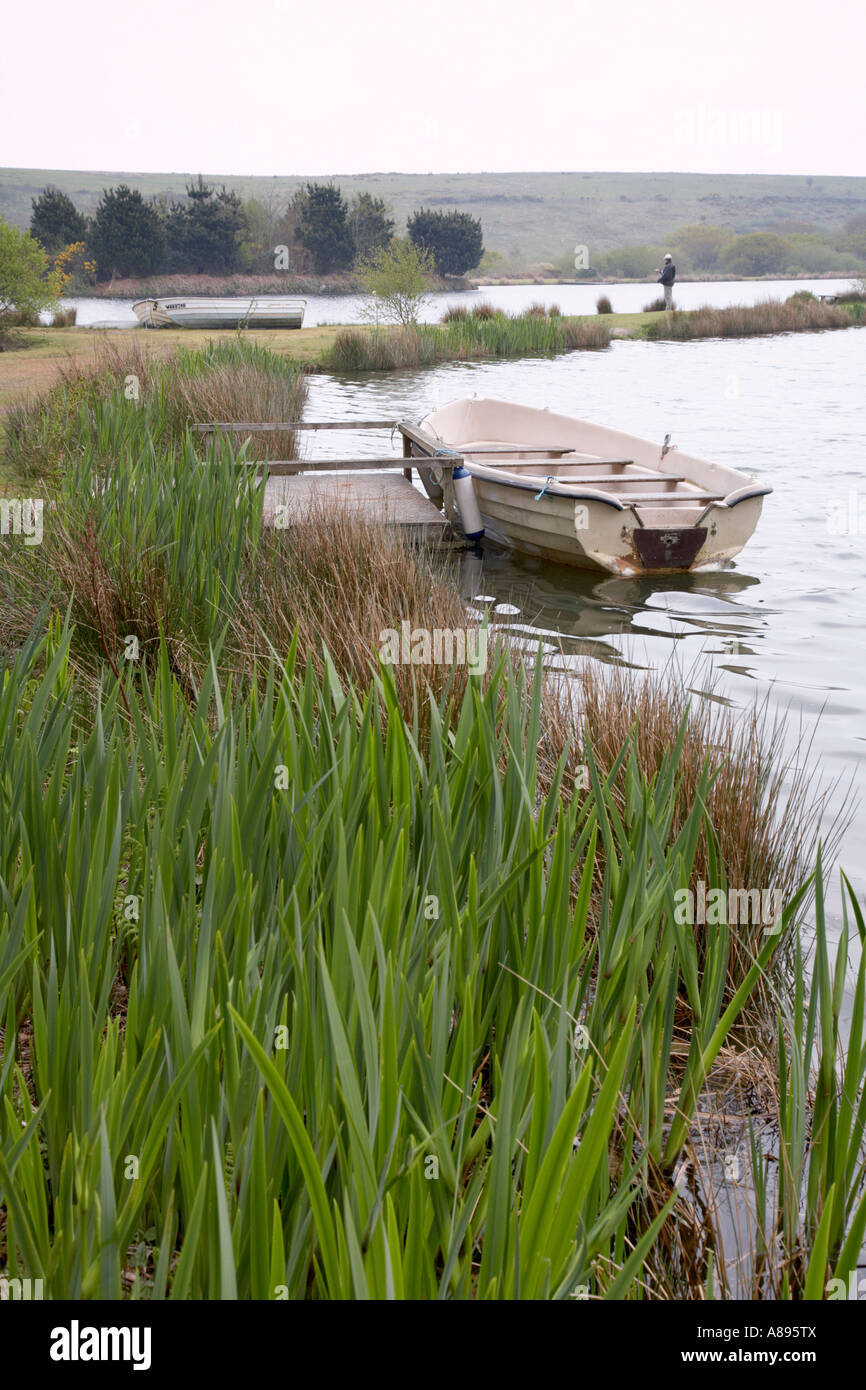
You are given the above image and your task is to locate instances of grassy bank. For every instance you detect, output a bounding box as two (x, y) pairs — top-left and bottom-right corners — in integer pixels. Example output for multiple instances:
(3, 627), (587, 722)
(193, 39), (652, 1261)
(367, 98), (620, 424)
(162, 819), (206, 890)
(2, 294), (863, 419)
(2, 337), (308, 480)
(324, 307), (610, 371)
(645, 295), (863, 339)
(0, 340), (864, 1299)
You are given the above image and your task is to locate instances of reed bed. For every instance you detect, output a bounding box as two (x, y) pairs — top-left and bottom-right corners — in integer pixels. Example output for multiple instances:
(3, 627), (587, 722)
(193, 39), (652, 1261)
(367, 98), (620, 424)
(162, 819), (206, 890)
(3, 337), (307, 478)
(85, 272), (358, 298)
(326, 314), (611, 372)
(645, 298), (857, 340)
(2, 337), (864, 1301)
(0, 307), (41, 328)
(0, 622), (862, 1300)
(468, 300), (499, 320)
(5, 461), (836, 970)
(539, 660), (848, 1019)
(230, 504), (479, 710)
(166, 340), (306, 459)
(1, 433), (264, 689)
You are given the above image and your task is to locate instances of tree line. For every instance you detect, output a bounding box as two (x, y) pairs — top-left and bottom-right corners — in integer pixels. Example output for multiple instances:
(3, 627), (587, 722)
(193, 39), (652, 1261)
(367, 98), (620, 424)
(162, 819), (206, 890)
(28, 180), (485, 283)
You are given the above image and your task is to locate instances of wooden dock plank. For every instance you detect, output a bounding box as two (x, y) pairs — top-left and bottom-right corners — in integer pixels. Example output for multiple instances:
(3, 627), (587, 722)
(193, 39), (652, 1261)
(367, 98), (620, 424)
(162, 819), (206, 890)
(263, 472), (451, 540)
(194, 419), (402, 433)
(245, 457), (460, 474)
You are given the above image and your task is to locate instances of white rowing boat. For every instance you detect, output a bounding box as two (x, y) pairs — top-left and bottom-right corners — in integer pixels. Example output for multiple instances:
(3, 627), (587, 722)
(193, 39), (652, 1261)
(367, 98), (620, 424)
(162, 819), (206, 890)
(402, 397), (770, 575)
(132, 297), (306, 329)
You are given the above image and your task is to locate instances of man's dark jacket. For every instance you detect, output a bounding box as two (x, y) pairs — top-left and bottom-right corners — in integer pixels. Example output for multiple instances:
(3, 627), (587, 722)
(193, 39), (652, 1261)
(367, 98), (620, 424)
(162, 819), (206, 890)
(658, 262), (676, 286)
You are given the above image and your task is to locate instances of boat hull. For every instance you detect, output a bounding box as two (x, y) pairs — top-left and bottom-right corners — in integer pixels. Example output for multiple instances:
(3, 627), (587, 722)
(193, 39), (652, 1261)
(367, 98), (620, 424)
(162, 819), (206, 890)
(133, 297), (306, 329)
(468, 475), (765, 574)
(405, 398), (769, 576)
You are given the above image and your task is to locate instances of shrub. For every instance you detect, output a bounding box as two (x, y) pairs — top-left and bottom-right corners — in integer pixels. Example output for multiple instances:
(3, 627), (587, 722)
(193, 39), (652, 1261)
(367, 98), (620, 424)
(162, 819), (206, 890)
(356, 237), (435, 326)
(720, 231), (789, 277)
(50, 307), (77, 326)
(0, 216), (61, 321)
(596, 295), (613, 314)
(440, 303), (469, 322)
(593, 243), (659, 278)
(642, 297), (668, 312)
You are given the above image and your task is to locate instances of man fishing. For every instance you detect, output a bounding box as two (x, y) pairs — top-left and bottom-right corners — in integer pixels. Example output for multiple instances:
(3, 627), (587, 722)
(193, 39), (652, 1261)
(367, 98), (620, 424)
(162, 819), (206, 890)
(655, 253), (676, 309)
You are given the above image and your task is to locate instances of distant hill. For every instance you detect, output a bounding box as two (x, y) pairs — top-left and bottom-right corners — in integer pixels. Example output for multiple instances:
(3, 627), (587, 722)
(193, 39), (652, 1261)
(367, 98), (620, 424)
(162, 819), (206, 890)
(3, 167), (865, 267)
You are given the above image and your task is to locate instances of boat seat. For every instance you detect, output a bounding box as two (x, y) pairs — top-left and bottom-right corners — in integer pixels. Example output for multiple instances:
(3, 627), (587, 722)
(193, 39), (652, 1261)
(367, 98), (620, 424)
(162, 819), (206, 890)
(463, 446), (638, 466)
(621, 490), (725, 503)
(558, 455), (634, 464)
(461, 442), (575, 455)
(556, 473), (686, 485)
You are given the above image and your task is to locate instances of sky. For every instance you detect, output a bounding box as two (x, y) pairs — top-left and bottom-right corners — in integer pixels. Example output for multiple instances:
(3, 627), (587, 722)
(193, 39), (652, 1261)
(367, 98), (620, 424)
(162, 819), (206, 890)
(4, 0), (864, 177)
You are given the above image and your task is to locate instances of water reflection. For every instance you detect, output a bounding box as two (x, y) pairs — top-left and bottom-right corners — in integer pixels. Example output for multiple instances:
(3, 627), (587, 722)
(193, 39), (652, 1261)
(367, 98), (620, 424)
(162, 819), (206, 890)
(458, 540), (768, 668)
(302, 329), (866, 907)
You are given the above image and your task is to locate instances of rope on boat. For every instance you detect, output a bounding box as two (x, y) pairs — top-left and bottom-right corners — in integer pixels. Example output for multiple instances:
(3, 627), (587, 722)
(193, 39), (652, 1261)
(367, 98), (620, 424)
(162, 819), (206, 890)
(534, 476), (556, 500)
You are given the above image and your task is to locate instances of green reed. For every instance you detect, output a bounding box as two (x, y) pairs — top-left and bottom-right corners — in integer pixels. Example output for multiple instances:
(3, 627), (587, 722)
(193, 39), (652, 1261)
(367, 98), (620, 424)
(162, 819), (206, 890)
(1, 625), (862, 1299)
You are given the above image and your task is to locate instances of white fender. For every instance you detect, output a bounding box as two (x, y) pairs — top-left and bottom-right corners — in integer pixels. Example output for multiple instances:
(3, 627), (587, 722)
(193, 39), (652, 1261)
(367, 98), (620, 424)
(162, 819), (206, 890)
(452, 467), (484, 541)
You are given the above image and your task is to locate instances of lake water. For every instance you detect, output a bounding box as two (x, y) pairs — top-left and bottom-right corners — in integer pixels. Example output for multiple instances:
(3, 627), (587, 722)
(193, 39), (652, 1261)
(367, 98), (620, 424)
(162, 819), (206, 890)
(51, 286), (866, 946)
(52, 277), (856, 328)
(299, 327), (866, 965)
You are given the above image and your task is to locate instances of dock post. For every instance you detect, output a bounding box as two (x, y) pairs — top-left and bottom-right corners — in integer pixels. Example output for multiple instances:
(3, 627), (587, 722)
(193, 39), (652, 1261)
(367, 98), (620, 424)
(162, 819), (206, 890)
(402, 430), (413, 482)
(441, 469), (457, 525)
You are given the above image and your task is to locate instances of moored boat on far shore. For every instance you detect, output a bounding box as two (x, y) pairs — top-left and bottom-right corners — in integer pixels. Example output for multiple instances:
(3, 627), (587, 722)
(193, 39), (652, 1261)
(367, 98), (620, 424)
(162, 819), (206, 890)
(132, 296), (306, 329)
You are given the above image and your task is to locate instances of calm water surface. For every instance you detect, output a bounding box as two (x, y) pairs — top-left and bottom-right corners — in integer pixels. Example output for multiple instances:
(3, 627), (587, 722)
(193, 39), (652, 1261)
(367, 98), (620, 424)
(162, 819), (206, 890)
(54, 277), (855, 327)
(300, 328), (866, 950)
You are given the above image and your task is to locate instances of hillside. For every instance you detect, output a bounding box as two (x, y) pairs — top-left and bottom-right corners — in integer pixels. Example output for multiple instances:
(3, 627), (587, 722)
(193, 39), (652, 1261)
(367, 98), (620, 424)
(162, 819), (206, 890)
(3, 168), (866, 268)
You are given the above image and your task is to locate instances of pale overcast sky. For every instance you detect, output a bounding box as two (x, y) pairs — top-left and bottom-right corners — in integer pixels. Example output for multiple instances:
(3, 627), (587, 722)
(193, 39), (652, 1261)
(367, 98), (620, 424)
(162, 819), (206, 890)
(5, 0), (864, 176)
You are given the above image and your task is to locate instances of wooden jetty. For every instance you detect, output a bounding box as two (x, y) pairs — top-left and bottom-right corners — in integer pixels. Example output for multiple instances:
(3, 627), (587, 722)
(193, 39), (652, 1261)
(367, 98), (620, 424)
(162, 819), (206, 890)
(192, 419), (461, 543)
